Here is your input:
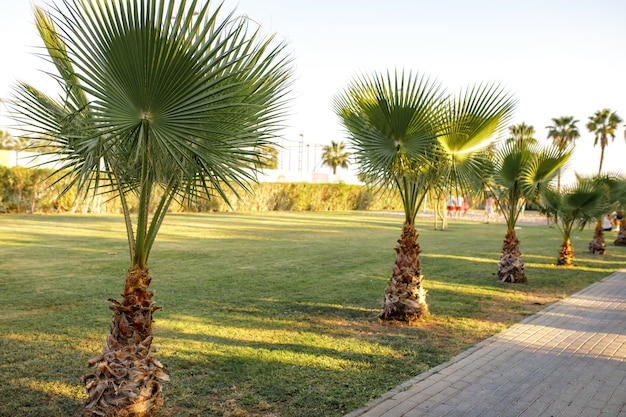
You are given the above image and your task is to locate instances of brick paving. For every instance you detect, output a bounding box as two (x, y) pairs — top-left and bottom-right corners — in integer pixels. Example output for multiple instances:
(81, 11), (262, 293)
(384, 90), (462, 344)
(345, 271), (626, 417)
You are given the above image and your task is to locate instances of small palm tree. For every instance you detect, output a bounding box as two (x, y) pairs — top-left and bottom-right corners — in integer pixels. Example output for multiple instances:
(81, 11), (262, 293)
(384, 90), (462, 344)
(11, 1), (291, 415)
(321, 140), (350, 174)
(588, 174), (626, 250)
(587, 109), (622, 174)
(540, 179), (609, 266)
(546, 116), (580, 191)
(486, 141), (571, 282)
(334, 70), (514, 323)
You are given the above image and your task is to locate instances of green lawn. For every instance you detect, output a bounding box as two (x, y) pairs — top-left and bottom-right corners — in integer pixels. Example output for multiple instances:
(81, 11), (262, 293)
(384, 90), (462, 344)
(1, 211), (624, 417)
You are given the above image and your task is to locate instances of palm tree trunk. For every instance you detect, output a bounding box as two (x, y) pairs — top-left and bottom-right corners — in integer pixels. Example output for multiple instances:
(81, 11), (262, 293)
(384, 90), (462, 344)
(614, 220), (626, 246)
(498, 228), (526, 283)
(83, 265), (169, 417)
(380, 222), (429, 323)
(557, 238), (574, 266)
(598, 144), (605, 175)
(588, 222), (606, 254)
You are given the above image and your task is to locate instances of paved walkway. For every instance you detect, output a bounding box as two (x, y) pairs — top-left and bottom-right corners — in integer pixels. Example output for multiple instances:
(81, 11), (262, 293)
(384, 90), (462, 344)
(345, 271), (626, 417)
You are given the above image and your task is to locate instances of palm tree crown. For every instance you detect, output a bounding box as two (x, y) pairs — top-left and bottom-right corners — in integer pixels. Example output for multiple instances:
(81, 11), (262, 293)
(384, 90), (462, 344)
(546, 116), (580, 190)
(546, 116), (580, 150)
(321, 140), (350, 174)
(506, 122), (538, 146)
(587, 108), (622, 174)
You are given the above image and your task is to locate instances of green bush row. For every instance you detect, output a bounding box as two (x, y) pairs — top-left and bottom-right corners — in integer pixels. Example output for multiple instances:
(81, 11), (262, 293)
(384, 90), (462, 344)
(0, 166), (403, 213)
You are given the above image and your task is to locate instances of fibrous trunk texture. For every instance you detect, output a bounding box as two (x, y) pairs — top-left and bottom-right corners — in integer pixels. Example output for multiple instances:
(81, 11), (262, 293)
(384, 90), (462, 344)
(498, 228), (526, 283)
(380, 223), (429, 323)
(83, 265), (169, 417)
(557, 238), (574, 266)
(614, 221), (626, 246)
(588, 223), (606, 255)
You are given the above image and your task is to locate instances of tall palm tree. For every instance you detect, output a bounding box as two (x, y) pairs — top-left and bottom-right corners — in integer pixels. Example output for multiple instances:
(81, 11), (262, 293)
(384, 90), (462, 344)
(11, 1), (291, 415)
(546, 116), (580, 191)
(334, 70), (515, 323)
(485, 141), (571, 282)
(540, 179), (609, 266)
(587, 109), (622, 174)
(506, 122), (537, 146)
(321, 140), (350, 174)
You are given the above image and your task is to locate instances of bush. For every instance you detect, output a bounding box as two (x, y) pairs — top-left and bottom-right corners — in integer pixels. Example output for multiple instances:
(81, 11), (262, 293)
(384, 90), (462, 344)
(0, 166), (404, 213)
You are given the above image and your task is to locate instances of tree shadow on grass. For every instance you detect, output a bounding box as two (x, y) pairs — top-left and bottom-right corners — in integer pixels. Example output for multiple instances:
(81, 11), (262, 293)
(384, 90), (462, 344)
(0, 335), (88, 417)
(155, 302), (445, 417)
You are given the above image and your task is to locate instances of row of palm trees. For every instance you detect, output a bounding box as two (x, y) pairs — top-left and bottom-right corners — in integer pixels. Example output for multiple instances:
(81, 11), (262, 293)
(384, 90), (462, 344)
(8, 1), (623, 416)
(546, 109), (623, 180)
(334, 72), (626, 322)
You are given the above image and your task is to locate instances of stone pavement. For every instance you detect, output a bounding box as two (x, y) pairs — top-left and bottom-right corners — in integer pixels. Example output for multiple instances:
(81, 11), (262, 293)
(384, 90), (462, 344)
(345, 271), (626, 417)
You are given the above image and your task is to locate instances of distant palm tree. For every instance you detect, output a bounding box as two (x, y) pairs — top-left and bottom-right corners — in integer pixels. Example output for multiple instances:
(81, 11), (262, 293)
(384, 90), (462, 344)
(506, 122), (537, 145)
(540, 179), (609, 266)
(11, 1), (291, 415)
(334, 70), (514, 322)
(321, 141), (350, 174)
(546, 116), (580, 190)
(255, 144), (280, 170)
(587, 109), (622, 174)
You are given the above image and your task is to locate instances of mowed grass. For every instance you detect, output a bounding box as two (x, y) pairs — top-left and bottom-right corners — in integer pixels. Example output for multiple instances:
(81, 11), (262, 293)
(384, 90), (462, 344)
(1, 211), (624, 417)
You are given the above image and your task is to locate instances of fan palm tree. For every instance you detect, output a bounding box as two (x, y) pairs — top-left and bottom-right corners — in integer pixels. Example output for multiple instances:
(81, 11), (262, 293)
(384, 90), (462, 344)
(321, 140), (350, 174)
(11, 1), (291, 415)
(546, 116), (580, 191)
(333, 70), (515, 323)
(485, 141), (571, 282)
(611, 174), (626, 246)
(587, 109), (622, 175)
(540, 179), (609, 266)
(587, 174), (626, 250)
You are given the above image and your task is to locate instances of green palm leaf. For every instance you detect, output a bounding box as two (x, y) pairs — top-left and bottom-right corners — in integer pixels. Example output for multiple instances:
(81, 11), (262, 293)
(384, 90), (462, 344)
(12, 0), (292, 267)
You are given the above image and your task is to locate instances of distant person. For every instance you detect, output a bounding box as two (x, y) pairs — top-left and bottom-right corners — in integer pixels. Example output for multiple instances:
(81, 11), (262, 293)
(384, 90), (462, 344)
(484, 196), (495, 223)
(456, 195), (464, 218)
(614, 212), (623, 231)
(602, 214), (613, 232)
(447, 195), (456, 217)
(462, 194), (470, 217)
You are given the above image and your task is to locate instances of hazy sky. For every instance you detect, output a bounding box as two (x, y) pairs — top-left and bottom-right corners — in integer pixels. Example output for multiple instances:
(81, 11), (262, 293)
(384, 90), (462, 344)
(1, 0), (625, 181)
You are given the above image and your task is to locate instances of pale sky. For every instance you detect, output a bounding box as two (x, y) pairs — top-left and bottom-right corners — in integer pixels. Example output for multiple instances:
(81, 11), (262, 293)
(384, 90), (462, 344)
(1, 0), (625, 182)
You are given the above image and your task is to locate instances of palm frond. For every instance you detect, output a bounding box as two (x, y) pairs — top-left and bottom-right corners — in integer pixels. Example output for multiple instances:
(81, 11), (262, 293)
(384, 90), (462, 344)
(11, 0), (293, 265)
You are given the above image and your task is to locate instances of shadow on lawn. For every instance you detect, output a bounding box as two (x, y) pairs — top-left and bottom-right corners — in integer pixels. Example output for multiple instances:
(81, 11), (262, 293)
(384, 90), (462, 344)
(0, 335), (89, 417)
(154, 302), (445, 416)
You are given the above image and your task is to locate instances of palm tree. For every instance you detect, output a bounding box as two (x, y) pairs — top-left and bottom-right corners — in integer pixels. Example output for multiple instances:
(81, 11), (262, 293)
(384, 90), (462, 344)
(485, 141), (571, 282)
(540, 179), (609, 266)
(506, 122), (537, 146)
(587, 109), (622, 174)
(546, 116), (580, 191)
(321, 140), (350, 174)
(334, 70), (514, 323)
(11, 1), (291, 415)
(587, 174), (626, 250)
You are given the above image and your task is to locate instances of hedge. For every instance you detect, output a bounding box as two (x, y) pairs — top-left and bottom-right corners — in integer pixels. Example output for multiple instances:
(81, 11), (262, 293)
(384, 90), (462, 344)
(0, 166), (403, 213)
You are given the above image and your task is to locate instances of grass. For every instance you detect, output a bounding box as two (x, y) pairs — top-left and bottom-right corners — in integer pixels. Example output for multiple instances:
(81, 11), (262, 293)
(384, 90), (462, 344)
(0, 211), (624, 417)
